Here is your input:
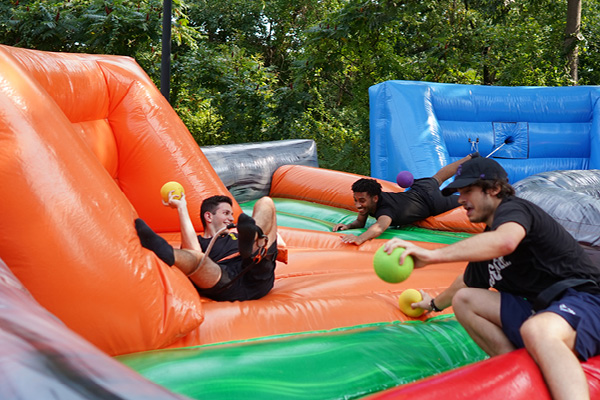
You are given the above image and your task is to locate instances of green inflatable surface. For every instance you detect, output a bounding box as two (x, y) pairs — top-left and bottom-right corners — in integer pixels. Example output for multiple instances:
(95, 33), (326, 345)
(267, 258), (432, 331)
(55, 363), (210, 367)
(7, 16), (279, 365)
(240, 198), (472, 244)
(118, 316), (487, 400)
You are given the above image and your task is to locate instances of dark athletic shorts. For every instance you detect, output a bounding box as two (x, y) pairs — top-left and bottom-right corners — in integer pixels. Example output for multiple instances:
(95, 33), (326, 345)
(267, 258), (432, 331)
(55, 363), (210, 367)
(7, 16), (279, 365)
(501, 289), (600, 360)
(411, 177), (459, 215)
(198, 240), (278, 302)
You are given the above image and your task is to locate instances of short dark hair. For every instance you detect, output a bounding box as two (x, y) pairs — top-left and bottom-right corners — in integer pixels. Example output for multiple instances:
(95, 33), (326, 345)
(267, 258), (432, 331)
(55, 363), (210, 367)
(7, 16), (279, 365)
(352, 178), (382, 197)
(200, 195), (233, 228)
(471, 179), (515, 199)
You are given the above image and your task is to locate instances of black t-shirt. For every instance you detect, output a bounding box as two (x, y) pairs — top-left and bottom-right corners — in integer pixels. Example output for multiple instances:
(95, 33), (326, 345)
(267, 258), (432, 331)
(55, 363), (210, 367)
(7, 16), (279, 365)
(198, 232), (240, 265)
(372, 178), (459, 226)
(464, 196), (600, 299)
(195, 233), (276, 301)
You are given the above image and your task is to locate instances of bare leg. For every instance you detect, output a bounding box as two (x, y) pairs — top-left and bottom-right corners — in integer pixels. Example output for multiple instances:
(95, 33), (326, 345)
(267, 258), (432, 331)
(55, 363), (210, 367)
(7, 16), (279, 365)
(135, 218), (221, 288)
(252, 197), (278, 246)
(453, 287), (516, 356)
(433, 154), (474, 185)
(237, 196), (278, 257)
(173, 249), (222, 289)
(521, 312), (589, 400)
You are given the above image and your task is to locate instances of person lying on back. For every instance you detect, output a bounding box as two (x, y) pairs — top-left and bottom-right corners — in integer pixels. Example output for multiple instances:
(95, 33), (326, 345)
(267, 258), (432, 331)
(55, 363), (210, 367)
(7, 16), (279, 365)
(135, 194), (278, 301)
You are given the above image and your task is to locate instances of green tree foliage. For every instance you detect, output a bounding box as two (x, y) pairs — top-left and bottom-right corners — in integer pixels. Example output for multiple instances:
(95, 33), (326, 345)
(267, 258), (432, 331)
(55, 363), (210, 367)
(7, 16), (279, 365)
(1, 0), (599, 175)
(0, 0), (164, 55)
(179, 0), (365, 172)
(171, 43), (281, 145)
(578, 0), (600, 84)
(186, 0), (342, 77)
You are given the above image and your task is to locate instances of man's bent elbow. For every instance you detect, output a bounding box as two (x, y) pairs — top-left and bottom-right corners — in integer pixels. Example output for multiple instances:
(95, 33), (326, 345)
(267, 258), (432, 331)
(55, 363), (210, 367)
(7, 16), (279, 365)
(498, 237), (520, 255)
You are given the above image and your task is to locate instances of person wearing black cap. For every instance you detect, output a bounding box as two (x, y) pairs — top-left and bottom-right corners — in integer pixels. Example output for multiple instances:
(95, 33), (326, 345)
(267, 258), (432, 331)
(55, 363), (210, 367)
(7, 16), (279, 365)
(135, 193), (279, 302)
(384, 157), (600, 400)
(333, 153), (478, 245)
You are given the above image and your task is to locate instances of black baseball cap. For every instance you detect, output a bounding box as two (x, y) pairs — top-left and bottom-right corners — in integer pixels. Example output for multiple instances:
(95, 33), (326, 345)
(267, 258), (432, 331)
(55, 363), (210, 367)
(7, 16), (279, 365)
(442, 157), (508, 196)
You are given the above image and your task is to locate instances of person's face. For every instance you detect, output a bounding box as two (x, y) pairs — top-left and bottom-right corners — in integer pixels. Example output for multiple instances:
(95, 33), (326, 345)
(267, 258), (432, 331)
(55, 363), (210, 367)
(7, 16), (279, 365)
(207, 202), (234, 230)
(353, 192), (378, 216)
(457, 185), (498, 225)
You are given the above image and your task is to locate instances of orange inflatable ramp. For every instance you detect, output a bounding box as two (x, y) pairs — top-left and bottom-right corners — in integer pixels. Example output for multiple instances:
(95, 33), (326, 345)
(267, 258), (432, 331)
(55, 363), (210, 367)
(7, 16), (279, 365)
(0, 45), (238, 356)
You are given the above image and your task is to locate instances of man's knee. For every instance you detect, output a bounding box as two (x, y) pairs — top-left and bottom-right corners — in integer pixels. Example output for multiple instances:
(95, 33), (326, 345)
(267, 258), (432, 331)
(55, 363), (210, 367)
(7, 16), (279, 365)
(452, 287), (473, 311)
(253, 196), (276, 236)
(520, 312), (572, 348)
(254, 196), (275, 212)
(451, 288), (475, 324)
(452, 287), (500, 323)
(520, 317), (539, 347)
(253, 197), (276, 223)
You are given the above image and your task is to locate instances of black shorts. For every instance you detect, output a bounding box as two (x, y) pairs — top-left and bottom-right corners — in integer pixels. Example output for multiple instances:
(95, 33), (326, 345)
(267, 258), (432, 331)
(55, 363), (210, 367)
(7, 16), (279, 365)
(411, 177), (459, 216)
(501, 289), (600, 360)
(197, 240), (278, 302)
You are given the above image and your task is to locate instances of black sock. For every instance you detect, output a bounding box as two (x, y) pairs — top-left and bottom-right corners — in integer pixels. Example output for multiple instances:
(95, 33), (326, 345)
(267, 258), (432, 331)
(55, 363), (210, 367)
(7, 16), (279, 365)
(237, 213), (262, 259)
(135, 218), (175, 266)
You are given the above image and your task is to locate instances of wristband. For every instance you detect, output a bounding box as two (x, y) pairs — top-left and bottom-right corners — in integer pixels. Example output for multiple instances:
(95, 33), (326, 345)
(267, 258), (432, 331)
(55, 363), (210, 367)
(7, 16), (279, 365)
(430, 298), (443, 312)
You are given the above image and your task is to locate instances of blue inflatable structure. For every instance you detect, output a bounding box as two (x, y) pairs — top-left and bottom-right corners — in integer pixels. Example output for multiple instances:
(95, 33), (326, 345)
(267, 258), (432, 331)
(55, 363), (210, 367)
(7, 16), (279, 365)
(369, 81), (600, 185)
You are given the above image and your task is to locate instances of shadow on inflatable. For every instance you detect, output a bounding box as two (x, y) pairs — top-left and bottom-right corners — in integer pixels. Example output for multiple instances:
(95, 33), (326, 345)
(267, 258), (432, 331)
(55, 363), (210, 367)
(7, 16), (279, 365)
(1, 45), (599, 399)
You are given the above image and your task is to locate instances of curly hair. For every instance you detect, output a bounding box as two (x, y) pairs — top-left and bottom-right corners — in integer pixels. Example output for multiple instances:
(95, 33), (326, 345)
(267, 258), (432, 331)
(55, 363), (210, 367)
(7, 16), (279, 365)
(351, 178), (382, 197)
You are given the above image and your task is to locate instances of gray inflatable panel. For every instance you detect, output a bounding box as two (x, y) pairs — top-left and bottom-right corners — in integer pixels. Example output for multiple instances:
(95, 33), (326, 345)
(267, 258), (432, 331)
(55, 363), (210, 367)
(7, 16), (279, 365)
(0, 257), (189, 400)
(202, 139), (318, 202)
(514, 170), (600, 247)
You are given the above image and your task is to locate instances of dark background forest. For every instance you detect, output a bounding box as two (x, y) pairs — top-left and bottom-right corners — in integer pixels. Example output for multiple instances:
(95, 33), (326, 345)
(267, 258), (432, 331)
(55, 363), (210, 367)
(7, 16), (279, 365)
(1, 0), (597, 175)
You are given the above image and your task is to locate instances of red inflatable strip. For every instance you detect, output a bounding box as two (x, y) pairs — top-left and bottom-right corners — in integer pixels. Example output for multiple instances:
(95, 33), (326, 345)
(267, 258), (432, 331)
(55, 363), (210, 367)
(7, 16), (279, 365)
(364, 349), (600, 399)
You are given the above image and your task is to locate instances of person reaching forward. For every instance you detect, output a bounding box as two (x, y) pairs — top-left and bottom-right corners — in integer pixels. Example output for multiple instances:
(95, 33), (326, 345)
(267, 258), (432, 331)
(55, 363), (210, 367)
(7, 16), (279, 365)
(384, 157), (600, 400)
(333, 153), (477, 245)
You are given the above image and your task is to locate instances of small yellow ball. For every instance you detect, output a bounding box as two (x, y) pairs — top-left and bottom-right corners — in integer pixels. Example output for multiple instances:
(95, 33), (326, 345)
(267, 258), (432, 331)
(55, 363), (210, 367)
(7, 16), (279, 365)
(398, 289), (425, 317)
(160, 181), (184, 202)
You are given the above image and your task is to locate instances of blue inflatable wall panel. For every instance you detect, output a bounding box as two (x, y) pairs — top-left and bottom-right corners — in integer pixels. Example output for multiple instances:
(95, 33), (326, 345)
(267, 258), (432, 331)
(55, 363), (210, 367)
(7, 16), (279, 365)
(369, 81), (600, 184)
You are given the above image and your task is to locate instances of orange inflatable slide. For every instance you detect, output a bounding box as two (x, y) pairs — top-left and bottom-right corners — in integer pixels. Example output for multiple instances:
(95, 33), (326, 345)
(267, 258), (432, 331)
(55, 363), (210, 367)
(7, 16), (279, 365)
(2, 44), (600, 399)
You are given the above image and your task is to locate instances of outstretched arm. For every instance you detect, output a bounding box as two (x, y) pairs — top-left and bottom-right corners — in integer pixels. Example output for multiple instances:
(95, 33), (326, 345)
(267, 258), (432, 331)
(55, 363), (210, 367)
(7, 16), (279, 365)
(412, 274), (467, 312)
(384, 222), (525, 266)
(164, 193), (201, 251)
(340, 215), (392, 245)
(333, 213), (368, 232)
(432, 153), (477, 185)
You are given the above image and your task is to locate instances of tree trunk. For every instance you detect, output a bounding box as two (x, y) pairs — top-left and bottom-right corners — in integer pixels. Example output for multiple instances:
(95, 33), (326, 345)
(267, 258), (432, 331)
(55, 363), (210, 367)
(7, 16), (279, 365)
(564, 0), (582, 84)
